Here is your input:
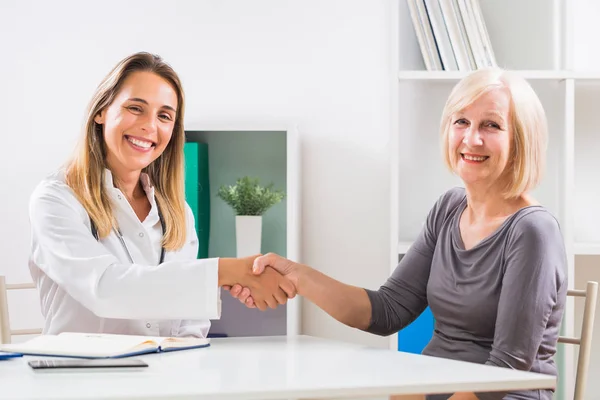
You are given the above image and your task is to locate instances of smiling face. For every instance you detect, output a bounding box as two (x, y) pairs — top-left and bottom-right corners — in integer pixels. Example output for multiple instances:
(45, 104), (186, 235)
(448, 87), (512, 189)
(94, 71), (178, 176)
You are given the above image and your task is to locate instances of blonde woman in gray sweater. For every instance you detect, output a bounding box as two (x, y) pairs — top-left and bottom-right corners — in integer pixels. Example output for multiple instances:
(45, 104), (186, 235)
(226, 68), (568, 400)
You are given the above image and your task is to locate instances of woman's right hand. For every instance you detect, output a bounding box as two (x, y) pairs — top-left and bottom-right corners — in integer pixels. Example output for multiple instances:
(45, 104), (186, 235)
(225, 253), (303, 308)
(223, 285), (255, 308)
(221, 254), (298, 310)
(253, 253), (302, 288)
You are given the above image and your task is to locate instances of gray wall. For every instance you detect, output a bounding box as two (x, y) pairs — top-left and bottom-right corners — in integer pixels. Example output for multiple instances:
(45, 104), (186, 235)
(186, 130), (287, 337)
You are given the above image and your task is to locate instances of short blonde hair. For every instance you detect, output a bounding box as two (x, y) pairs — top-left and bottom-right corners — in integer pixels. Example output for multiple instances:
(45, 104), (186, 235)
(440, 68), (548, 199)
(65, 52), (188, 251)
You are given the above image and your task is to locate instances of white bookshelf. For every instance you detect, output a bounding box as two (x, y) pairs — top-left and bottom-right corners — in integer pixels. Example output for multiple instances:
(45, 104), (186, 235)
(185, 123), (301, 338)
(398, 70), (575, 81)
(392, 1), (600, 399)
(399, 70), (600, 82)
(574, 243), (600, 256)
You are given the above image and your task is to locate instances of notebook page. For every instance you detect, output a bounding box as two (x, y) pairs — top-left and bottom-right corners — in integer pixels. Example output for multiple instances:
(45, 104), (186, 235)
(2, 333), (157, 357)
(159, 336), (210, 350)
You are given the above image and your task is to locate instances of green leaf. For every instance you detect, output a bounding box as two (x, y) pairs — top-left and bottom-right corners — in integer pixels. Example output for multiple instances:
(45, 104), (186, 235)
(217, 176), (285, 216)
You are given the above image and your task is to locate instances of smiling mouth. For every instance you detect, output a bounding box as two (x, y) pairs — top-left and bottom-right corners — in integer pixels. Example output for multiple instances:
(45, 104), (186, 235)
(461, 153), (489, 162)
(125, 135), (156, 149)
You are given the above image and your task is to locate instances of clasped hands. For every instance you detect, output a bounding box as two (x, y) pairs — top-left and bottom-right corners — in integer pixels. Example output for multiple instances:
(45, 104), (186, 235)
(222, 253), (299, 311)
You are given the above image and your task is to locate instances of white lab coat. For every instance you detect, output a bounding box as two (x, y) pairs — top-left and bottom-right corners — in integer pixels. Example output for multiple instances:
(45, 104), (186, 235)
(28, 169), (220, 338)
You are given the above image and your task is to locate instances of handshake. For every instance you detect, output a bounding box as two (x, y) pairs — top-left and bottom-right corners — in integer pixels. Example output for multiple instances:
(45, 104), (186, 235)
(219, 253), (302, 311)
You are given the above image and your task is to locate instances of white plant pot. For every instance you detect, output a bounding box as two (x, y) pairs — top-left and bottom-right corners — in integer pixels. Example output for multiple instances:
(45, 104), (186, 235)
(235, 216), (262, 257)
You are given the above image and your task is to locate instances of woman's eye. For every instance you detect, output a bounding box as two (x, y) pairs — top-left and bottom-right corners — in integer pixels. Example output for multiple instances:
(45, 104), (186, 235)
(128, 106), (142, 113)
(486, 121), (500, 129)
(159, 114), (173, 121)
(454, 119), (468, 126)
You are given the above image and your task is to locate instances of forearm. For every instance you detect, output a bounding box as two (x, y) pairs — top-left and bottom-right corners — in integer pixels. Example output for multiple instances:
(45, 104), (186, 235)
(297, 265), (372, 330)
(56, 257), (220, 319)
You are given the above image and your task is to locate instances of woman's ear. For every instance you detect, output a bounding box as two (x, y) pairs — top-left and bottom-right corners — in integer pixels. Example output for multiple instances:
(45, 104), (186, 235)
(94, 110), (105, 124)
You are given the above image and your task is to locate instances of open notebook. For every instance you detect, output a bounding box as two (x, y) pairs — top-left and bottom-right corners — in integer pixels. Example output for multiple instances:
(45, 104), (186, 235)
(0, 332), (210, 359)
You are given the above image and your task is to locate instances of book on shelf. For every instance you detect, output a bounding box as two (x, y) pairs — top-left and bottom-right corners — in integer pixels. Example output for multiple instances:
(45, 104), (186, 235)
(407, 0), (443, 70)
(0, 332), (210, 359)
(438, 0), (475, 70)
(425, 0), (459, 71)
(469, 0), (496, 67)
(407, 0), (496, 71)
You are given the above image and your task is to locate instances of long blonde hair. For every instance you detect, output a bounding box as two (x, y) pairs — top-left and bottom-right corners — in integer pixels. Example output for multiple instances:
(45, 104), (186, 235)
(65, 52), (187, 251)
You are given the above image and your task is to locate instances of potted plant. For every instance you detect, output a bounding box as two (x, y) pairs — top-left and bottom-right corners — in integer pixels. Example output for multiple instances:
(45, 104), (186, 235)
(217, 176), (285, 257)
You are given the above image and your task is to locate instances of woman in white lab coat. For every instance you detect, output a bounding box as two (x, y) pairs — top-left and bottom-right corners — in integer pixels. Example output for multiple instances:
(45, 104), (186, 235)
(28, 52), (294, 338)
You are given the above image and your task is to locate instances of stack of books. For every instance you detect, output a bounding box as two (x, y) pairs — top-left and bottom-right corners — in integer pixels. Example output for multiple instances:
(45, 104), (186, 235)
(407, 0), (496, 71)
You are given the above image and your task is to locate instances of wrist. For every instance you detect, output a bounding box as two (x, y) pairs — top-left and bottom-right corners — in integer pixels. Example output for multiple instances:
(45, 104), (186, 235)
(294, 263), (310, 296)
(218, 258), (244, 287)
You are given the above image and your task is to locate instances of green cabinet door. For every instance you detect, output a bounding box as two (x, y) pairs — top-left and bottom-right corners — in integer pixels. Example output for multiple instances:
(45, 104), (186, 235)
(184, 142), (210, 259)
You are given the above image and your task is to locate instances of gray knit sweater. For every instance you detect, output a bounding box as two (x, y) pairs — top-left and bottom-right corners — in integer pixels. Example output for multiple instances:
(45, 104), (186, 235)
(366, 188), (567, 400)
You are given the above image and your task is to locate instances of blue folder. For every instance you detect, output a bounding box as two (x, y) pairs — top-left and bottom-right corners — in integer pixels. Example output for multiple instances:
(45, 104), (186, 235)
(0, 351), (23, 360)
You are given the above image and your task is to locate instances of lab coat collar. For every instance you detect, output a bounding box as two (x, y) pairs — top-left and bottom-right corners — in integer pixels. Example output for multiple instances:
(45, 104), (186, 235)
(103, 169), (155, 202)
(103, 169), (160, 225)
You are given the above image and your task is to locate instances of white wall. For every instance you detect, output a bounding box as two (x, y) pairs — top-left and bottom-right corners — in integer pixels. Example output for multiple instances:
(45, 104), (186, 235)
(0, 0), (393, 347)
(572, 0), (600, 71)
(571, 1), (600, 397)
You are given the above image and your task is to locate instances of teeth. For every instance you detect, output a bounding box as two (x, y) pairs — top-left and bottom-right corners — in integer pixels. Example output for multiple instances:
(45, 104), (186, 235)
(463, 154), (487, 162)
(127, 137), (152, 149)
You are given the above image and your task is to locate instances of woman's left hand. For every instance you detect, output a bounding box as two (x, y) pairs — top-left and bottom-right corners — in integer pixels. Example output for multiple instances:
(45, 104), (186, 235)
(223, 284), (255, 308)
(223, 252), (301, 308)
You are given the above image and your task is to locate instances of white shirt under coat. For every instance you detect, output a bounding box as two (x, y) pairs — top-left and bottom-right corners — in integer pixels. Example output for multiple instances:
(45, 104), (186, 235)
(28, 169), (220, 338)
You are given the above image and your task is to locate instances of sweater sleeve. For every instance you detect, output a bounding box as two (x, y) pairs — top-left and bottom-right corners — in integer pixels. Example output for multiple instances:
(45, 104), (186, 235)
(364, 188), (465, 336)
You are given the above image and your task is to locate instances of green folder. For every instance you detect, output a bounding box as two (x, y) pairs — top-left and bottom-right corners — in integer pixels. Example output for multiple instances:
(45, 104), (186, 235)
(184, 142), (210, 259)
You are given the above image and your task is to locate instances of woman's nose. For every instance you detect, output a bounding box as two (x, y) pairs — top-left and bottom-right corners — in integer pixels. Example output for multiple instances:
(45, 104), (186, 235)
(462, 127), (483, 147)
(140, 114), (157, 133)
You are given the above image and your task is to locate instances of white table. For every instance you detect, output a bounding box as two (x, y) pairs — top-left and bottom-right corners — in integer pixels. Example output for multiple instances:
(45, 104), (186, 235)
(0, 335), (555, 399)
